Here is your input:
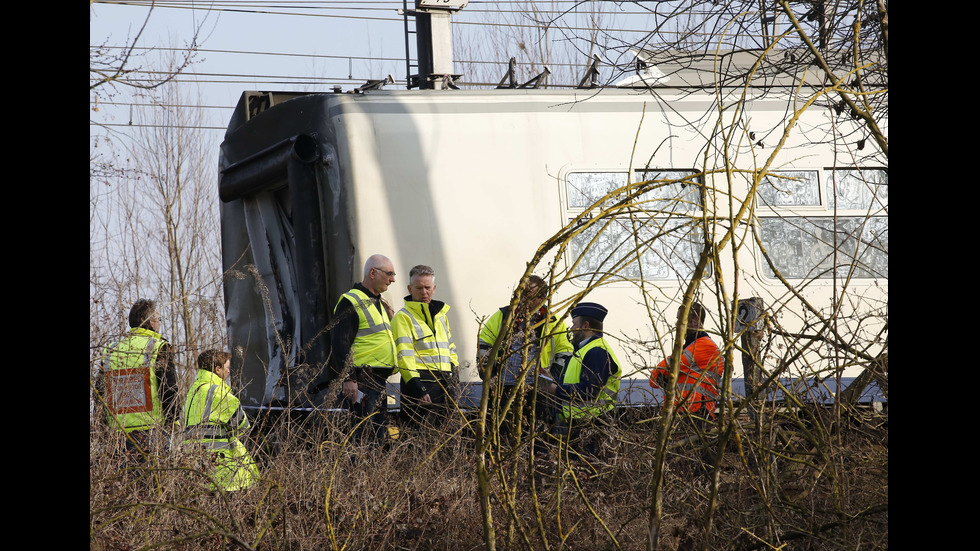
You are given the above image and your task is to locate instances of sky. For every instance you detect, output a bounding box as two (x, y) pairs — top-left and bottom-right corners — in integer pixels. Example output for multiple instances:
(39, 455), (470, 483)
(89, 1), (664, 145)
(90, 1), (417, 143)
(89, 1), (842, 148)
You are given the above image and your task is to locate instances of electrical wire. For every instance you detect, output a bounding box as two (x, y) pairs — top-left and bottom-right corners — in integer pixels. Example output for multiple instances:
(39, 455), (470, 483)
(91, 0), (725, 36)
(91, 1), (863, 133)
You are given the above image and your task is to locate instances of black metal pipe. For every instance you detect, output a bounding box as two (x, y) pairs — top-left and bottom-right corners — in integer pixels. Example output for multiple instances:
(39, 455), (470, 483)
(219, 134), (318, 203)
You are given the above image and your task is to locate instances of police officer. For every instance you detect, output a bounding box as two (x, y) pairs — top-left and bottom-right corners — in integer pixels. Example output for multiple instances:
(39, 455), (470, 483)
(328, 254), (398, 442)
(96, 299), (180, 456)
(546, 302), (621, 456)
(183, 350), (259, 492)
(391, 265), (459, 431)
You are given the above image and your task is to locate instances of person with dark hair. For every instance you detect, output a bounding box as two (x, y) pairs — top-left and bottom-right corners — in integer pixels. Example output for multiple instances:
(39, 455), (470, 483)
(649, 301), (724, 418)
(96, 299), (180, 456)
(478, 275), (573, 442)
(391, 265), (459, 431)
(327, 253), (398, 443)
(183, 349), (259, 492)
(545, 302), (621, 456)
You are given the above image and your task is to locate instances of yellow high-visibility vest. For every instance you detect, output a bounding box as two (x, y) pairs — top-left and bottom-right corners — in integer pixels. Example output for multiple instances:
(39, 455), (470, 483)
(102, 327), (166, 433)
(477, 307), (573, 382)
(561, 336), (621, 421)
(338, 288), (396, 374)
(392, 300), (457, 384)
(183, 369), (258, 492)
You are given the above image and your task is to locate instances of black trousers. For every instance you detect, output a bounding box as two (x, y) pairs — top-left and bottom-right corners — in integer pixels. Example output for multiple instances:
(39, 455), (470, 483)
(401, 372), (457, 430)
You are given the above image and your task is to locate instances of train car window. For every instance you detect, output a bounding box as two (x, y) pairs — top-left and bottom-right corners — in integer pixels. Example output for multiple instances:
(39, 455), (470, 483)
(758, 170), (821, 207)
(827, 169), (888, 211)
(569, 217), (706, 281)
(758, 169), (887, 280)
(564, 170), (708, 282)
(633, 170), (704, 212)
(566, 172), (629, 208)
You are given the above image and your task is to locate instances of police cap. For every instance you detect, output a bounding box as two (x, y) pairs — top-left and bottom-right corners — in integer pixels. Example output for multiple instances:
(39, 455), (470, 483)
(571, 302), (608, 322)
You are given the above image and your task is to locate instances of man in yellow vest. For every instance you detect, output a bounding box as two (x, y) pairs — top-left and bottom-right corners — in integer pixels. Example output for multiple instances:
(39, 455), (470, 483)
(391, 265), (459, 431)
(96, 299), (180, 456)
(478, 275), (573, 443)
(183, 349), (259, 492)
(545, 302), (622, 457)
(328, 253), (398, 442)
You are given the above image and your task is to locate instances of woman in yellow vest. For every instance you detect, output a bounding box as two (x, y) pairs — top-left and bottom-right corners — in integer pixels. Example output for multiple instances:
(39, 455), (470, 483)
(478, 276), (574, 444)
(183, 350), (259, 492)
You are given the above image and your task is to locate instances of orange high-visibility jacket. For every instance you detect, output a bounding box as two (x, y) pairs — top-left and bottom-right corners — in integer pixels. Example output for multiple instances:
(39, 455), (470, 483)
(649, 333), (724, 416)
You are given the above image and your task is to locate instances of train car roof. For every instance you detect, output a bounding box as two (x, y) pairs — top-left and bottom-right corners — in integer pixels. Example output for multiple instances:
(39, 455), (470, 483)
(223, 47), (886, 137)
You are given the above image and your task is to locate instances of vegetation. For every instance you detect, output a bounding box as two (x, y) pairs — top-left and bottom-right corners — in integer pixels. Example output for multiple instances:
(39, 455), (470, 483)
(90, 395), (886, 550)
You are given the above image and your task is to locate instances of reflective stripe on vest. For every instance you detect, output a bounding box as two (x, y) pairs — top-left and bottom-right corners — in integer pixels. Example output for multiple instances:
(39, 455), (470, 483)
(183, 372), (250, 446)
(339, 289), (396, 370)
(394, 302), (456, 377)
(184, 425), (233, 440)
(561, 337), (622, 421)
(103, 328), (166, 432)
(677, 349), (721, 395)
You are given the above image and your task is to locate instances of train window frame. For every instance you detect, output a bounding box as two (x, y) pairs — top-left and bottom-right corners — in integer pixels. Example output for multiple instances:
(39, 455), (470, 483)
(562, 169), (711, 284)
(756, 168), (888, 281)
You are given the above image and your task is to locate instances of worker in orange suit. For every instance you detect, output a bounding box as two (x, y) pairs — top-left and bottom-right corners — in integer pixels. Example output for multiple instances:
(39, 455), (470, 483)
(649, 302), (724, 418)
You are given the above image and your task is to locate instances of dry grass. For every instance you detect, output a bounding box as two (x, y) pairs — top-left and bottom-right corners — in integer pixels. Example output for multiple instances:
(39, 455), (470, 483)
(90, 404), (887, 551)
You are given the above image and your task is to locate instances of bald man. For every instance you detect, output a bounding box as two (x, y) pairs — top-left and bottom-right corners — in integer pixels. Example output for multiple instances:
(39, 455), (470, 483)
(328, 254), (398, 443)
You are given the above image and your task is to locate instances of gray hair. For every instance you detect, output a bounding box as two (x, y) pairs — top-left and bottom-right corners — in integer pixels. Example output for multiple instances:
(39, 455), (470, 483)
(409, 264), (435, 280)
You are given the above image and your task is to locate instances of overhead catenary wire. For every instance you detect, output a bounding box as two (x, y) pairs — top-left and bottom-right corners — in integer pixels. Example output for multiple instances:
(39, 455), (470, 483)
(95, 121), (231, 131)
(92, 0), (703, 19)
(90, 44), (673, 73)
(91, 1), (845, 134)
(91, 0), (757, 37)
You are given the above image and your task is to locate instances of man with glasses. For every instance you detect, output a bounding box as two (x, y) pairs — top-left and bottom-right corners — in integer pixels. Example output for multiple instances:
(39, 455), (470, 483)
(327, 254), (398, 443)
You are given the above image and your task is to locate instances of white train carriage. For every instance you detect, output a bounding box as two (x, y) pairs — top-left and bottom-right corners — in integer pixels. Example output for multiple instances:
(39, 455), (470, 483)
(218, 85), (887, 411)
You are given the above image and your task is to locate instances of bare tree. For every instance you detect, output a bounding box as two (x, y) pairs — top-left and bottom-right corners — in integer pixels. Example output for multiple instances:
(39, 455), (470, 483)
(456, 3), (887, 551)
(90, 0), (223, 409)
(91, 48), (225, 417)
(89, 1), (206, 95)
(90, 0), (213, 204)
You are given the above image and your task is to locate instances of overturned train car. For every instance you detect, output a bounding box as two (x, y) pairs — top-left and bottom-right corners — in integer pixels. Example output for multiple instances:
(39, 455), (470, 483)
(218, 86), (887, 413)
